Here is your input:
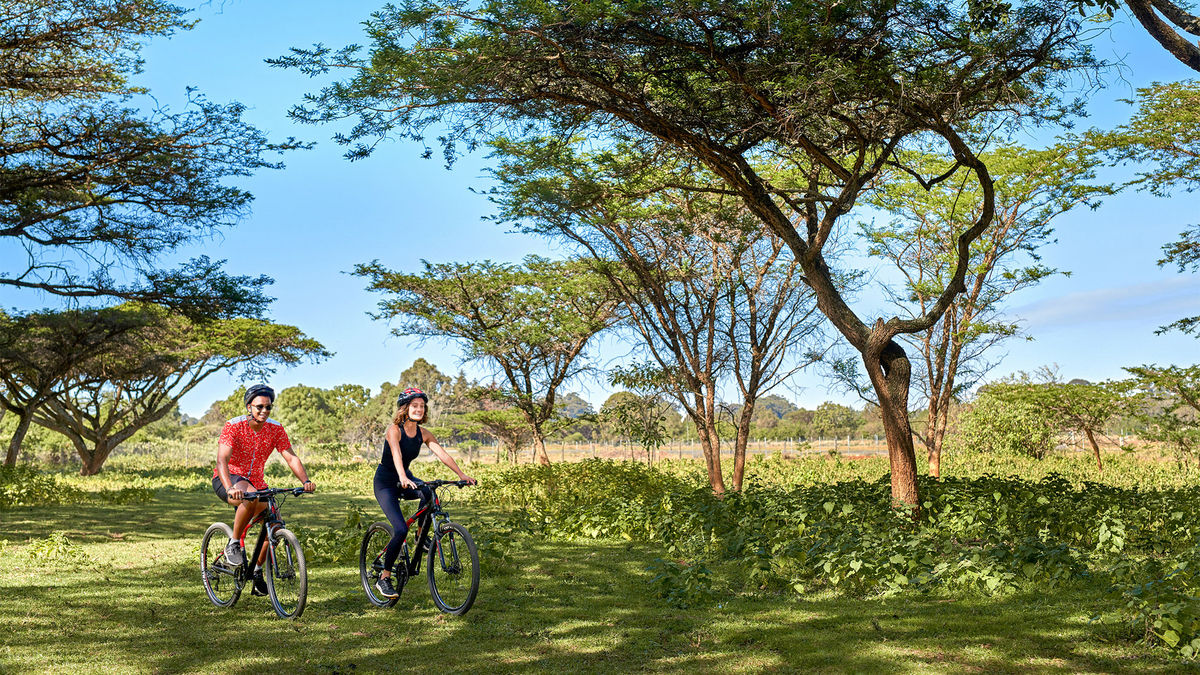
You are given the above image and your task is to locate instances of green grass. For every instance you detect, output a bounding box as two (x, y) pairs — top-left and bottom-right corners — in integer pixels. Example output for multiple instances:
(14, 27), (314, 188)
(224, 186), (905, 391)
(0, 489), (1191, 674)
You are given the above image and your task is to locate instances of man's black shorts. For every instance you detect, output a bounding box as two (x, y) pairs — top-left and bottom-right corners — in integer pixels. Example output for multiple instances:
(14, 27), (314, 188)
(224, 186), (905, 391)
(212, 474), (251, 503)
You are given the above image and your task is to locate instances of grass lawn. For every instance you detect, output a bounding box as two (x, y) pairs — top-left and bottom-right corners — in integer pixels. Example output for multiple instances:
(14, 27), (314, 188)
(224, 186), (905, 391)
(0, 490), (1190, 674)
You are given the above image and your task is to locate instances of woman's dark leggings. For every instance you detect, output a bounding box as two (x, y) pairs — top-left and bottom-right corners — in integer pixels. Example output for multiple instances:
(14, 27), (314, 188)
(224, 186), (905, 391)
(373, 472), (432, 572)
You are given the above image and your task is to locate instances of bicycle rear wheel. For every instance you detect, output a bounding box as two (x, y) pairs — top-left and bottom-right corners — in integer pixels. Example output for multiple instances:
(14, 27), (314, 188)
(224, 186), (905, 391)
(426, 521), (479, 615)
(201, 522), (242, 608)
(360, 522), (401, 608)
(264, 528), (307, 619)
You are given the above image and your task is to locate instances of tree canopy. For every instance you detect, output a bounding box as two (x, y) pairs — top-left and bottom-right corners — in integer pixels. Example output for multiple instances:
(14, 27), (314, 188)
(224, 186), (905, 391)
(1, 0), (303, 317)
(278, 0), (1099, 507)
(355, 256), (620, 464)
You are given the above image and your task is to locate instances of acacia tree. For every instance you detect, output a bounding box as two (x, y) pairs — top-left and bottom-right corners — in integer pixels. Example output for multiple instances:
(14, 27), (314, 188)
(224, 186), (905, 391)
(988, 377), (1134, 470)
(1127, 364), (1200, 465)
(355, 256), (620, 465)
(277, 0), (1095, 507)
(0, 0), (302, 317)
(0, 305), (152, 465)
(31, 307), (329, 474)
(1092, 81), (1200, 336)
(863, 144), (1113, 477)
(489, 141), (824, 492)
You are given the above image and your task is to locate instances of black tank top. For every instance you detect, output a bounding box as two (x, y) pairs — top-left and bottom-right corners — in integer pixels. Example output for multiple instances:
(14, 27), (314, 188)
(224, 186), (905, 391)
(379, 424), (422, 481)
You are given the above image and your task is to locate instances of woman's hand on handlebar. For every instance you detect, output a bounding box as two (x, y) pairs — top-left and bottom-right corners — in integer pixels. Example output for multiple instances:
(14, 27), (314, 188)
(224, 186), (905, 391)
(229, 486), (244, 501)
(303, 480), (315, 493)
(458, 473), (477, 486)
(399, 476), (418, 490)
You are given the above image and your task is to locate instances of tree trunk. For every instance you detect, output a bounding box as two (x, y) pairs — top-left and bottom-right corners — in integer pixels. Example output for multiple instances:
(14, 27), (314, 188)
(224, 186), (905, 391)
(532, 432), (551, 466)
(704, 418), (725, 495)
(865, 339), (921, 513)
(925, 393), (951, 479)
(732, 400), (754, 491)
(1083, 427), (1104, 472)
(697, 389), (725, 494)
(6, 412), (33, 466)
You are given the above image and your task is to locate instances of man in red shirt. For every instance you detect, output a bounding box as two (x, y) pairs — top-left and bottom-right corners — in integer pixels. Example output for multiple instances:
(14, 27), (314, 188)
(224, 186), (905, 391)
(213, 384), (315, 595)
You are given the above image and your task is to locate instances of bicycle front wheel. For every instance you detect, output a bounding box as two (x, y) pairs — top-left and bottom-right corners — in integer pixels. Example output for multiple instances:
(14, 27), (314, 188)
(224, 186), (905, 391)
(201, 522), (242, 608)
(427, 521), (479, 615)
(264, 528), (307, 619)
(360, 522), (400, 608)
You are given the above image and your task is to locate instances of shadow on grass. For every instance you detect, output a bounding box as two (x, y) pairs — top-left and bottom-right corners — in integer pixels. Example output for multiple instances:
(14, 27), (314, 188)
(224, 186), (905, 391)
(0, 494), (1187, 673)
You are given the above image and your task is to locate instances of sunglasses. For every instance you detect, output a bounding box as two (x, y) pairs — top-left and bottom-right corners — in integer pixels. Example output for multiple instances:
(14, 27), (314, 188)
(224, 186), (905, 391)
(252, 404), (273, 411)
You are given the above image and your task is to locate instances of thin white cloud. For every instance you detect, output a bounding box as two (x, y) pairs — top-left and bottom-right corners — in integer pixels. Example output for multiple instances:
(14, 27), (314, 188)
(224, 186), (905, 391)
(1011, 276), (1200, 331)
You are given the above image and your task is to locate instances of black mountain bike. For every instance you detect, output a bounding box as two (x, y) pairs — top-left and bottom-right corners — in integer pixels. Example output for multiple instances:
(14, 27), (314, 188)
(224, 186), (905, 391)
(201, 486), (311, 619)
(359, 479), (479, 615)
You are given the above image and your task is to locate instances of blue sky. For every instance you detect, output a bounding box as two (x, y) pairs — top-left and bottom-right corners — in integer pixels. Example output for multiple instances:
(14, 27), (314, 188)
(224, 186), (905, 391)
(5, 0), (1198, 417)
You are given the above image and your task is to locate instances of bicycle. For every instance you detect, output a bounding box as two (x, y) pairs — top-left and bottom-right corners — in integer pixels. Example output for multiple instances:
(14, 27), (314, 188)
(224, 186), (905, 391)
(359, 479), (479, 615)
(201, 486), (311, 619)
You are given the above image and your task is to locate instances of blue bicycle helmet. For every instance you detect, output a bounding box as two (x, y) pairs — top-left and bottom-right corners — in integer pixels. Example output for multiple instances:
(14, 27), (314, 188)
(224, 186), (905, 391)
(243, 383), (275, 405)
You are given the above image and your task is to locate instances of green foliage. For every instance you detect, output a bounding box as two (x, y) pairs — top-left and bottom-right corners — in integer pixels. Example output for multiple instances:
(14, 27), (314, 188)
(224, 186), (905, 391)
(475, 457), (1200, 614)
(1110, 555), (1200, 659)
(810, 402), (861, 438)
(25, 532), (93, 569)
(1128, 364), (1200, 464)
(647, 558), (717, 609)
(291, 503), (371, 565)
(953, 387), (1057, 458)
(0, 465), (73, 508)
(355, 256), (620, 457)
(0, 464), (153, 508)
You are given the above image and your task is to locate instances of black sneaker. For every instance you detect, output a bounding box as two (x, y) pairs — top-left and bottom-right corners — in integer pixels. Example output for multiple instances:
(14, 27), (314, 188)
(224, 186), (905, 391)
(251, 571), (269, 596)
(375, 575), (398, 599)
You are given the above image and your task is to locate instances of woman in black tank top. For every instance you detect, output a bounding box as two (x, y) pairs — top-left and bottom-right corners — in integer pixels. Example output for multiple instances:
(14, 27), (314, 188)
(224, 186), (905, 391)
(371, 387), (475, 599)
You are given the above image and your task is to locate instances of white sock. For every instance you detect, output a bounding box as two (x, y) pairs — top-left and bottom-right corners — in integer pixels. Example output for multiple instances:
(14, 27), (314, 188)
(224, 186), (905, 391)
(254, 564), (262, 574)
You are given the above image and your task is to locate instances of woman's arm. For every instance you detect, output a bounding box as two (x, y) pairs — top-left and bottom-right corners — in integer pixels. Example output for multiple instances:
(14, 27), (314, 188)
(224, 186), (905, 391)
(422, 428), (476, 484)
(279, 447), (315, 492)
(387, 424), (418, 489)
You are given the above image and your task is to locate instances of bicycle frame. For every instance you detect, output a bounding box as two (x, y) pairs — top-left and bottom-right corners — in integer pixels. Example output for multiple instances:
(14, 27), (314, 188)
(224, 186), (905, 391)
(238, 496), (288, 576)
(374, 482), (459, 580)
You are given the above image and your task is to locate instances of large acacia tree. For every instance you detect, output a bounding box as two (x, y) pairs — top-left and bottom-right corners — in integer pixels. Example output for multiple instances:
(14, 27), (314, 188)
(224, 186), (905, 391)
(278, 0), (1097, 507)
(1, 0), (301, 317)
(30, 306), (329, 474)
(0, 305), (151, 465)
(355, 256), (620, 465)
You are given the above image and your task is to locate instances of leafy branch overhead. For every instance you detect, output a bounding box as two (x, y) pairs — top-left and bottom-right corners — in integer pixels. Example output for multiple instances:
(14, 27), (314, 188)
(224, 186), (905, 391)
(1, 0), (308, 318)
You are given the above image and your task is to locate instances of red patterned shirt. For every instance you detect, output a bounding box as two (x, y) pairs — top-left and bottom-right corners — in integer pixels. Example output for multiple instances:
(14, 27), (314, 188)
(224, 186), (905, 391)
(213, 416), (292, 490)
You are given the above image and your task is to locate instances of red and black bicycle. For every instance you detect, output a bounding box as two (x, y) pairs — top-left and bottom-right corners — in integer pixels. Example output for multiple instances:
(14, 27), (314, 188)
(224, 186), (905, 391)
(200, 486), (311, 619)
(359, 479), (479, 615)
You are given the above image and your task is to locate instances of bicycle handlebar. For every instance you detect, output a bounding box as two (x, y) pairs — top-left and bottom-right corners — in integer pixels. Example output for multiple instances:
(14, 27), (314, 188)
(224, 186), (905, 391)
(412, 479), (475, 490)
(241, 486), (310, 500)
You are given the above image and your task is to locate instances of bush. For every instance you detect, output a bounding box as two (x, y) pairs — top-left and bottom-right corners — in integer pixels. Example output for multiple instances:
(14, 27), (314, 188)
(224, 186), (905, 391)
(0, 465), (78, 508)
(954, 389), (1057, 459)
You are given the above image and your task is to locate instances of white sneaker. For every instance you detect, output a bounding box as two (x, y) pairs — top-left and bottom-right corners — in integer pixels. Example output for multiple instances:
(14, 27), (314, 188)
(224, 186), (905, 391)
(224, 539), (245, 565)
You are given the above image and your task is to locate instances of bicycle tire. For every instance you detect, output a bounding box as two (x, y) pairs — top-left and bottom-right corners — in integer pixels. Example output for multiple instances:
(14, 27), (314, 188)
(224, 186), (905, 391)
(201, 522), (242, 608)
(360, 522), (400, 608)
(264, 528), (307, 619)
(426, 521), (479, 615)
